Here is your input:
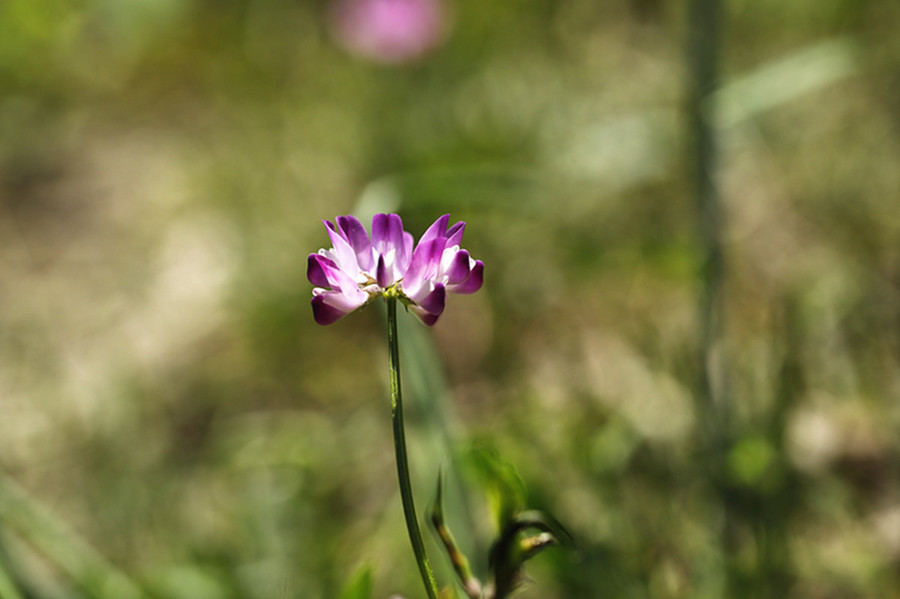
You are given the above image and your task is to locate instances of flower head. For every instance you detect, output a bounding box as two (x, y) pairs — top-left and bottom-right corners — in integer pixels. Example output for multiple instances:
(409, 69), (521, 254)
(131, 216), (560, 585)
(308, 213), (483, 326)
(329, 0), (448, 65)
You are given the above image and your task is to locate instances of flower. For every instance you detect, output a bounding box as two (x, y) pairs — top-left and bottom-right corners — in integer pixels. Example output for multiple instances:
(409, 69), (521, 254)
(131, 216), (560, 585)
(328, 0), (448, 64)
(308, 213), (483, 326)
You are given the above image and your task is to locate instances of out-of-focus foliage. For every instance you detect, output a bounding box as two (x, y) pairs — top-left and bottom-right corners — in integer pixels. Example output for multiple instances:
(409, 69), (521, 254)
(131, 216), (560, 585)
(338, 563), (373, 599)
(1, 0), (898, 598)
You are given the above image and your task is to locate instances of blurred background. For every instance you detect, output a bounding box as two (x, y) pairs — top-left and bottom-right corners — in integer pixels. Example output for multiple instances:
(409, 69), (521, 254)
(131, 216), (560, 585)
(1, 0), (899, 597)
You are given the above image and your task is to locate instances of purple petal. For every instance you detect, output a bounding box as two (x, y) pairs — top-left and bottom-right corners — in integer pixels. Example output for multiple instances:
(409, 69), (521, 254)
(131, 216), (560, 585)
(446, 221), (465, 246)
(451, 259), (483, 294)
(372, 213), (405, 255)
(397, 231), (414, 273)
(316, 254), (360, 290)
(335, 264), (367, 295)
(326, 224), (360, 275)
(311, 287), (369, 325)
(403, 238), (445, 297)
(445, 249), (470, 285)
(416, 282), (445, 315)
(376, 254), (390, 287)
(419, 214), (449, 245)
(415, 310), (440, 326)
(312, 294), (351, 325)
(308, 253), (337, 288)
(336, 215), (373, 270)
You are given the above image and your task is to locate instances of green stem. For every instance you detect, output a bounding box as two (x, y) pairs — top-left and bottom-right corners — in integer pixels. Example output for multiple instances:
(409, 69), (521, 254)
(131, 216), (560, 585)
(386, 296), (440, 599)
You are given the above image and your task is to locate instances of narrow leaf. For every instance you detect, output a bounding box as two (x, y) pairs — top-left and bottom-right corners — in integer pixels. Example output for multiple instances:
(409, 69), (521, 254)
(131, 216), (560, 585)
(431, 473), (481, 599)
(338, 563), (373, 599)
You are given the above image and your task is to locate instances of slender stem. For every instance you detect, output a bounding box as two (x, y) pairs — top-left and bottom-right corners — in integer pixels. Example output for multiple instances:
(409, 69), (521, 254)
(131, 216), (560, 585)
(686, 0), (741, 594)
(386, 296), (440, 599)
(687, 0), (728, 446)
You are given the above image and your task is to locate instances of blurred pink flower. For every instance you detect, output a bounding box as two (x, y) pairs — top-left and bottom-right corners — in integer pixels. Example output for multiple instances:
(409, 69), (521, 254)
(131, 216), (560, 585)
(329, 0), (448, 64)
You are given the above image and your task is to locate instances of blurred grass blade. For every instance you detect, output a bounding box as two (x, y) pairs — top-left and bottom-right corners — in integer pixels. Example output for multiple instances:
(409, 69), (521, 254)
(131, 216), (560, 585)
(337, 563), (373, 599)
(0, 558), (24, 599)
(714, 38), (859, 128)
(0, 473), (146, 599)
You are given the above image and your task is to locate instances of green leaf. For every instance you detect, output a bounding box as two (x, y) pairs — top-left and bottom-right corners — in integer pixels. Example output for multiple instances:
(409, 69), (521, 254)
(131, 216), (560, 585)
(338, 563), (373, 599)
(0, 559), (25, 599)
(460, 443), (526, 529)
(431, 473), (481, 598)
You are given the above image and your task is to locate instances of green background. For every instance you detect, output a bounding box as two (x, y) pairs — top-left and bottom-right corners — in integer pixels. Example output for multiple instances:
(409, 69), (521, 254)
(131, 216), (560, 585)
(1, 1), (899, 597)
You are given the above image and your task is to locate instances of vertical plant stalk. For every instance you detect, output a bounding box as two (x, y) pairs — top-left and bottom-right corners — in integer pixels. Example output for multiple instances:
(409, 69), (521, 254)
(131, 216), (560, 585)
(687, 0), (726, 437)
(386, 295), (441, 599)
(686, 0), (743, 595)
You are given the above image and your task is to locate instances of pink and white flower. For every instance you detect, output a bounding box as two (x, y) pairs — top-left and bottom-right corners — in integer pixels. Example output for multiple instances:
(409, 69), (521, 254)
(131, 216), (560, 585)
(308, 213), (483, 325)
